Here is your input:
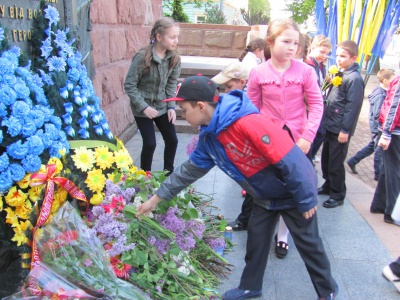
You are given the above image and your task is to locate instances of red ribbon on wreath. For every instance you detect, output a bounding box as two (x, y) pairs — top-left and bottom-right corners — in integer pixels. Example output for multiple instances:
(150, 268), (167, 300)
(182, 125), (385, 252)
(27, 164), (88, 295)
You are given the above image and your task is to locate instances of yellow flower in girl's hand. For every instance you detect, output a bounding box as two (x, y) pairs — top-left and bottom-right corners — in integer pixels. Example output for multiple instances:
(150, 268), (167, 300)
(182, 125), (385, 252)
(329, 65), (339, 74)
(331, 76), (342, 87)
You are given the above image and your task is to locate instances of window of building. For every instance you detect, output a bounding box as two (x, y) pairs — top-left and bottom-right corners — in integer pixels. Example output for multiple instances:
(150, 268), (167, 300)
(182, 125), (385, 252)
(196, 16), (206, 24)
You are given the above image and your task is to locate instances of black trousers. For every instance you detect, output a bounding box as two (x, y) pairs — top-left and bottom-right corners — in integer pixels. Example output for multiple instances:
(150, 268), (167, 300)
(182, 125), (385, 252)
(134, 113), (178, 173)
(371, 135), (400, 215)
(237, 193), (253, 227)
(321, 131), (351, 201)
(239, 204), (337, 297)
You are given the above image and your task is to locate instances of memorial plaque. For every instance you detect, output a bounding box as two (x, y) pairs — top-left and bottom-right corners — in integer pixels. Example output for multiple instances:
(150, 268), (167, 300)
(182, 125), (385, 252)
(0, 0), (93, 77)
(0, 0), (65, 54)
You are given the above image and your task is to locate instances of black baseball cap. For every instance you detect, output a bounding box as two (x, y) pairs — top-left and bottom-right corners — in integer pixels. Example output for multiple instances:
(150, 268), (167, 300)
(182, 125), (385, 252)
(163, 75), (219, 102)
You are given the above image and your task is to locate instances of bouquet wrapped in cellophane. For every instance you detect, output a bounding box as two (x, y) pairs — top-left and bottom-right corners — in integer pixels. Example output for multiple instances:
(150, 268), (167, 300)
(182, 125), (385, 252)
(4, 201), (150, 300)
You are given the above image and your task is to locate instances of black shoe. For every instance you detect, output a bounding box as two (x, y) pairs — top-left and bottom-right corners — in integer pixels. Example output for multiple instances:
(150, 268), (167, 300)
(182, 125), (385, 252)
(374, 175), (379, 181)
(317, 187), (330, 195)
(347, 161), (358, 174)
(228, 219), (247, 231)
(384, 214), (395, 224)
(323, 198), (344, 208)
(370, 206), (385, 214)
(274, 234), (288, 259)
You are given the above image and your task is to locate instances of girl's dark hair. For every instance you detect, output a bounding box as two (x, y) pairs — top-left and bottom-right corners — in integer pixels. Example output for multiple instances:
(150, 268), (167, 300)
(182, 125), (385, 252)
(142, 17), (180, 73)
(239, 38), (266, 61)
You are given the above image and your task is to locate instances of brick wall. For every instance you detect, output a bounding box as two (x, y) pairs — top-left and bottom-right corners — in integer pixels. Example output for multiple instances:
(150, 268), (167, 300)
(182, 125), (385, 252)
(90, 0), (162, 141)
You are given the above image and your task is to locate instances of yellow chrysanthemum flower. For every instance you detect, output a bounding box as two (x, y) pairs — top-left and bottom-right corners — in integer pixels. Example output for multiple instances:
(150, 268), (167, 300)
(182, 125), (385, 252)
(0, 195), (3, 211)
(29, 185), (45, 202)
(85, 169), (106, 193)
(71, 146), (95, 172)
(48, 157), (63, 174)
(90, 193), (104, 205)
(39, 164), (47, 173)
(15, 200), (33, 220)
(107, 172), (117, 182)
(5, 187), (28, 207)
(4, 207), (19, 227)
(331, 76), (342, 87)
(51, 198), (62, 215)
(129, 165), (138, 174)
(54, 187), (68, 203)
(94, 146), (114, 170)
(12, 231), (29, 246)
(114, 149), (133, 171)
(17, 173), (32, 189)
(136, 169), (147, 177)
(12, 220), (33, 246)
(329, 65), (339, 74)
(51, 188), (68, 214)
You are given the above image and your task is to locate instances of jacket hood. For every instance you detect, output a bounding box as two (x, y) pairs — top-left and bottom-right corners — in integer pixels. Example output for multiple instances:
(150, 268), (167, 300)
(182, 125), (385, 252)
(368, 85), (386, 105)
(203, 90), (259, 136)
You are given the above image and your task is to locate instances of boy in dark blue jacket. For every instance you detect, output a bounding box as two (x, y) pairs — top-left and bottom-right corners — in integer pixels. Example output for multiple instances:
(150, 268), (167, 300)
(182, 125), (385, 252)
(137, 75), (338, 300)
(347, 69), (395, 180)
(319, 41), (365, 208)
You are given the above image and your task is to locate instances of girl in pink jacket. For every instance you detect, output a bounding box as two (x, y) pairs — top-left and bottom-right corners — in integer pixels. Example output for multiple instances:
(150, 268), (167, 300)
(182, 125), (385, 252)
(246, 18), (323, 259)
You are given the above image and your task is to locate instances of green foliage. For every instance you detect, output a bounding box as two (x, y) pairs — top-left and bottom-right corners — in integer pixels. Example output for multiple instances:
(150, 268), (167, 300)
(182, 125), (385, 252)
(285, 0), (317, 24)
(205, 4), (226, 24)
(241, 0), (271, 25)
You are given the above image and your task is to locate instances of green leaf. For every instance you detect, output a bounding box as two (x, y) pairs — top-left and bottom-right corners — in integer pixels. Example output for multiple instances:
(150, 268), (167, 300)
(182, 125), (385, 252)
(123, 178), (136, 188)
(185, 207), (198, 219)
(157, 268), (165, 276)
(113, 171), (122, 183)
(219, 219), (228, 231)
(168, 261), (176, 268)
(138, 191), (149, 202)
(168, 285), (176, 293)
(130, 248), (148, 267)
(181, 212), (190, 221)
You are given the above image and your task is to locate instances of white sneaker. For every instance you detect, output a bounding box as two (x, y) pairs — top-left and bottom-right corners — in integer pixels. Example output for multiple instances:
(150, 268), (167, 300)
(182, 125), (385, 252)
(383, 265), (400, 292)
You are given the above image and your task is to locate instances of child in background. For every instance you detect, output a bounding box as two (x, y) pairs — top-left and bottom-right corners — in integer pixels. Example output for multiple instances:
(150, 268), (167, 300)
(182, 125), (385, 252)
(347, 69), (395, 180)
(246, 18), (323, 258)
(124, 17), (181, 174)
(370, 74), (400, 224)
(212, 61), (249, 93)
(305, 35), (333, 161)
(239, 38), (265, 70)
(137, 75), (338, 300)
(318, 40), (365, 208)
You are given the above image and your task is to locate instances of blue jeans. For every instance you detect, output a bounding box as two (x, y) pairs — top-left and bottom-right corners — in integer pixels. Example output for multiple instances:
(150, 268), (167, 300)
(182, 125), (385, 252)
(347, 132), (382, 177)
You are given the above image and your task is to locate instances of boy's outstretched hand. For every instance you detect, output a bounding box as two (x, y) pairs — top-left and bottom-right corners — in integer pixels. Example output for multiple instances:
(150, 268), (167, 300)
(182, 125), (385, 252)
(136, 195), (162, 217)
(302, 205), (317, 219)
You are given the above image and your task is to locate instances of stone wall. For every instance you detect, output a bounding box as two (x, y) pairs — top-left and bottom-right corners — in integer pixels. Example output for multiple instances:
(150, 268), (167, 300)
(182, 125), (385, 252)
(178, 23), (250, 58)
(89, 1), (256, 142)
(90, 0), (162, 142)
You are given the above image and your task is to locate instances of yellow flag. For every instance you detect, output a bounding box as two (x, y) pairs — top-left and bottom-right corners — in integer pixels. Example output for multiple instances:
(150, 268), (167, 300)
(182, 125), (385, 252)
(351, 0), (362, 40)
(364, 0), (385, 55)
(358, 0), (379, 60)
(338, 0), (344, 42)
(342, 0), (353, 41)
